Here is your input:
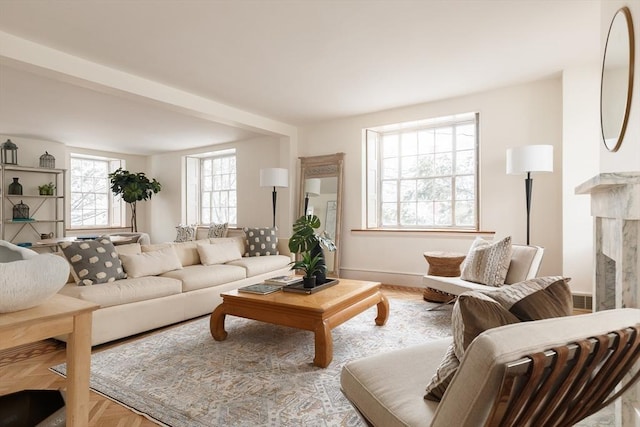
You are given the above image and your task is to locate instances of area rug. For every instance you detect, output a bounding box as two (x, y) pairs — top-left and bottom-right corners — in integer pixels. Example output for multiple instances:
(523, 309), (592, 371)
(51, 299), (452, 426)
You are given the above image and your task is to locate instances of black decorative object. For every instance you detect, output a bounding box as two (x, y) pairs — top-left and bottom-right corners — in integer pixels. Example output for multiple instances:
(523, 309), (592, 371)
(12, 200), (29, 220)
(1, 139), (17, 165)
(39, 151), (55, 168)
(8, 177), (22, 195)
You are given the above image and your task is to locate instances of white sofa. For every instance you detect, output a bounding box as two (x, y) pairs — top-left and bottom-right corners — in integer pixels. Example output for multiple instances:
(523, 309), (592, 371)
(57, 229), (292, 345)
(341, 308), (640, 426)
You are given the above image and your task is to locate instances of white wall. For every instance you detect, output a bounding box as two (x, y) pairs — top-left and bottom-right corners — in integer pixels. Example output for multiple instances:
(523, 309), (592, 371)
(149, 135), (286, 244)
(561, 66), (601, 294)
(298, 78), (564, 286)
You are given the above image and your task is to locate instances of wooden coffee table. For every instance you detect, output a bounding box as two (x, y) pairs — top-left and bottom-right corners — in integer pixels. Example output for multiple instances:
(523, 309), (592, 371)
(210, 278), (389, 368)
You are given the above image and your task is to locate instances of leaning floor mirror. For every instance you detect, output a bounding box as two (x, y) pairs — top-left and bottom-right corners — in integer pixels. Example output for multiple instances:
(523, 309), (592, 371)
(298, 153), (344, 277)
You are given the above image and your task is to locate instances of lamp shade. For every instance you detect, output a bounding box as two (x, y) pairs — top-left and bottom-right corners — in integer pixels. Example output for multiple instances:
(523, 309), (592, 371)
(506, 145), (553, 175)
(260, 168), (288, 188)
(304, 178), (321, 196)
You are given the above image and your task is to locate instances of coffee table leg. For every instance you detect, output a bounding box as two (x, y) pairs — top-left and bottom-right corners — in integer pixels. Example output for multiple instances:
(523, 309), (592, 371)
(313, 320), (332, 368)
(210, 305), (228, 341)
(375, 293), (390, 326)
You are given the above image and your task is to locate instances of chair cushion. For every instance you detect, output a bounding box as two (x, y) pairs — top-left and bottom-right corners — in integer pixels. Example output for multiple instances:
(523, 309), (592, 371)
(504, 244), (544, 284)
(460, 236), (512, 286)
(59, 238), (126, 286)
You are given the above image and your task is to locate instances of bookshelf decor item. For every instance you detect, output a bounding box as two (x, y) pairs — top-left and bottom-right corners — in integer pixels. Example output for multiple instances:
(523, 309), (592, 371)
(39, 151), (55, 169)
(1, 139), (17, 165)
(12, 201), (29, 220)
(8, 177), (22, 195)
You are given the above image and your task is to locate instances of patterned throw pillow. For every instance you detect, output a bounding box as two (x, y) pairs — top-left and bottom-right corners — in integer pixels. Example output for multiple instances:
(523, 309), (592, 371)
(174, 225), (196, 242)
(460, 236), (512, 286)
(243, 227), (279, 256)
(207, 222), (229, 238)
(59, 238), (126, 286)
(424, 276), (572, 401)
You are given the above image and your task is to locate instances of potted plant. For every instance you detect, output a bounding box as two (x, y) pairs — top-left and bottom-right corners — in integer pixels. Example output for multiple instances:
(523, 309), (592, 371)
(288, 214), (336, 284)
(38, 182), (55, 196)
(290, 251), (326, 288)
(108, 168), (162, 232)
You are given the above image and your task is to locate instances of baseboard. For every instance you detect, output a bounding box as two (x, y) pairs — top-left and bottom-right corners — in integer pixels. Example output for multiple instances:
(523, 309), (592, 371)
(572, 293), (593, 311)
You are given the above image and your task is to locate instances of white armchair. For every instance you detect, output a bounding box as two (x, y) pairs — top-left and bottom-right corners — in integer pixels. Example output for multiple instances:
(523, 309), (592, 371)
(423, 244), (544, 307)
(0, 240), (70, 313)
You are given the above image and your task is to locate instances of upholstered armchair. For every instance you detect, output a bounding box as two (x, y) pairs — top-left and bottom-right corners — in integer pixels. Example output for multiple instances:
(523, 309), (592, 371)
(0, 240), (70, 313)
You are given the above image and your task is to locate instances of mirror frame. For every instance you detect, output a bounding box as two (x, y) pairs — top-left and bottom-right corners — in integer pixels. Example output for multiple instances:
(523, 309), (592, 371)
(600, 6), (635, 152)
(298, 153), (345, 277)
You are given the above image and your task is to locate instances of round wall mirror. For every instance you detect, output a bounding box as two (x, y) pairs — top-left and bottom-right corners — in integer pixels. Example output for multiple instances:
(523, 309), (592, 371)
(600, 6), (634, 152)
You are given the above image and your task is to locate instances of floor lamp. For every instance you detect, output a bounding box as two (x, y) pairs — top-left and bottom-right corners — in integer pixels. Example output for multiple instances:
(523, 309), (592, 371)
(304, 178), (321, 215)
(260, 168), (288, 227)
(506, 145), (553, 245)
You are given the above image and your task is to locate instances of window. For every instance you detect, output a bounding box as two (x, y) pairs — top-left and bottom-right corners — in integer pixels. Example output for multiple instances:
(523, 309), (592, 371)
(366, 113), (478, 230)
(69, 155), (124, 228)
(185, 149), (237, 226)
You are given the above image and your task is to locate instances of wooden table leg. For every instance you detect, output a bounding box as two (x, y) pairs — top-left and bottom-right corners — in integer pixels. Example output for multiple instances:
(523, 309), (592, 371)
(65, 311), (93, 427)
(210, 305), (228, 341)
(313, 319), (332, 368)
(375, 293), (390, 326)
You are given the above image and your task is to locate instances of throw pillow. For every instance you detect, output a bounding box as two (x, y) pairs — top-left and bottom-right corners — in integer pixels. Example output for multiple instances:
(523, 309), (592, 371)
(197, 242), (242, 265)
(119, 246), (183, 278)
(174, 225), (196, 243)
(460, 236), (512, 286)
(59, 238), (126, 286)
(208, 222), (229, 238)
(424, 343), (460, 401)
(243, 227), (279, 256)
(481, 276), (572, 321)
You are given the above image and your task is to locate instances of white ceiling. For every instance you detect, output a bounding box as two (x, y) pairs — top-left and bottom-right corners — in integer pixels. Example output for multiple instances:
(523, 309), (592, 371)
(0, 0), (601, 155)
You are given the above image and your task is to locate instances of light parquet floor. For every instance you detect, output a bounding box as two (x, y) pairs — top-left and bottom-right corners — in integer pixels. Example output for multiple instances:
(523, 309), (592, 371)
(0, 285), (423, 426)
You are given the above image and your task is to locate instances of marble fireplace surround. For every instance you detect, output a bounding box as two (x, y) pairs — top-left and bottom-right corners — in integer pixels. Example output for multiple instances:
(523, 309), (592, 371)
(576, 173), (640, 426)
(576, 172), (640, 311)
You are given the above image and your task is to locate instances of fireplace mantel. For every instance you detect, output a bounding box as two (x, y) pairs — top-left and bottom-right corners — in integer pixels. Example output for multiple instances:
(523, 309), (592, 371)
(575, 172), (640, 220)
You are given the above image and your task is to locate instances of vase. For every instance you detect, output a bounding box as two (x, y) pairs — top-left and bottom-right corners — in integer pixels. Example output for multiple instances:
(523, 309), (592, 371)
(8, 177), (22, 195)
(303, 276), (316, 289)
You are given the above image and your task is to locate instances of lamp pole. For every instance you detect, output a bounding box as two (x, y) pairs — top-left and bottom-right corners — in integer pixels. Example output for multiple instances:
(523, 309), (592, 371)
(524, 172), (533, 245)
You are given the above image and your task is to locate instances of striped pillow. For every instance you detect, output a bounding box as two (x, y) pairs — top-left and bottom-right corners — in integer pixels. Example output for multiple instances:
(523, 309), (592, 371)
(460, 236), (512, 286)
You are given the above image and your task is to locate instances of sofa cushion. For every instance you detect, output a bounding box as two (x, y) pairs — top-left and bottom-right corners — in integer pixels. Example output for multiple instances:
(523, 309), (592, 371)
(197, 241), (242, 265)
(208, 222), (229, 238)
(243, 227), (279, 256)
(460, 236), (512, 286)
(209, 236), (246, 259)
(226, 254), (291, 277)
(170, 240), (208, 267)
(174, 224), (196, 242)
(115, 243), (142, 256)
(161, 264), (247, 292)
(57, 276), (182, 308)
(423, 343), (459, 401)
(119, 246), (183, 278)
(59, 238), (126, 286)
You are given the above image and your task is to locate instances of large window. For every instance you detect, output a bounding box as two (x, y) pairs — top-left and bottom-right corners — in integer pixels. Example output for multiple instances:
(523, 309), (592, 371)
(185, 149), (237, 226)
(69, 155), (124, 228)
(366, 113), (478, 230)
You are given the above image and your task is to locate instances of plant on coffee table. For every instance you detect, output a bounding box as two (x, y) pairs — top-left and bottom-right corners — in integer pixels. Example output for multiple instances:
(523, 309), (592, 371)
(288, 214), (336, 285)
(290, 251), (326, 288)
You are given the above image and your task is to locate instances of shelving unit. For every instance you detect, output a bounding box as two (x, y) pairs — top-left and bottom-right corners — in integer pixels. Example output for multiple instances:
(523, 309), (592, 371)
(0, 165), (67, 245)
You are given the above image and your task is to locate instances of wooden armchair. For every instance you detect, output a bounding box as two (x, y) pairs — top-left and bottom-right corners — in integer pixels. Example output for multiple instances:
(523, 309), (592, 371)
(341, 308), (640, 427)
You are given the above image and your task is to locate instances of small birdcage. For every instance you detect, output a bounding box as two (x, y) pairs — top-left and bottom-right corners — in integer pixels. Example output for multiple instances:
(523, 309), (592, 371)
(12, 200), (29, 220)
(39, 151), (55, 169)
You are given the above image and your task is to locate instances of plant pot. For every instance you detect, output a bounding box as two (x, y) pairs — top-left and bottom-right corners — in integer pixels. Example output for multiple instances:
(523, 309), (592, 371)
(302, 276), (316, 289)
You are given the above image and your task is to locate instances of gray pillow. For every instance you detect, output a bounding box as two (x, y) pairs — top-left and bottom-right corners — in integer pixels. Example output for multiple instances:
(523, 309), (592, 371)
(243, 227), (278, 256)
(59, 238), (126, 286)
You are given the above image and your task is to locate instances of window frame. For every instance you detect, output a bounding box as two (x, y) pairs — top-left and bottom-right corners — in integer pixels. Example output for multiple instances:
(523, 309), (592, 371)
(365, 112), (479, 231)
(185, 149), (237, 227)
(69, 154), (125, 229)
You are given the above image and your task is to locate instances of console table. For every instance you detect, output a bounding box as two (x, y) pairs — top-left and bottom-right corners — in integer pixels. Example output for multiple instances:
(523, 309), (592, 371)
(0, 294), (98, 426)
